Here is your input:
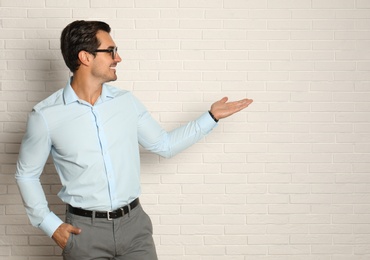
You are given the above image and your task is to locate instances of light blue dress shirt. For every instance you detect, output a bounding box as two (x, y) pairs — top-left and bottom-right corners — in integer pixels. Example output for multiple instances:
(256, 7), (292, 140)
(15, 78), (217, 237)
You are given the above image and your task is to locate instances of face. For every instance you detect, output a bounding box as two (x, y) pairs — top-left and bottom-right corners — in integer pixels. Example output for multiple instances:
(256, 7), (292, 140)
(90, 30), (122, 84)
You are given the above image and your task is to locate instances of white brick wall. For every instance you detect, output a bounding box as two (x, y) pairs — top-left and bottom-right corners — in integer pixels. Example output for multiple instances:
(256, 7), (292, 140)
(1, 0), (370, 259)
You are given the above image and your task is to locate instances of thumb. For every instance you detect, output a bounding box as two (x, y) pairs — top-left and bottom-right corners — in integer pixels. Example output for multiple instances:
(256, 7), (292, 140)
(69, 225), (82, 235)
(219, 97), (228, 104)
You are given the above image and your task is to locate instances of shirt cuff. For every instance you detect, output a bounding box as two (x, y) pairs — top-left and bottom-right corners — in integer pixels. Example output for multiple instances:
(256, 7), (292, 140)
(39, 211), (64, 237)
(197, 111), (218, 134)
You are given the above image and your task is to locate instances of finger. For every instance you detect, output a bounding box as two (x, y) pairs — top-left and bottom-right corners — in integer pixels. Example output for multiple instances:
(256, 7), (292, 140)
(236, 99), (253, 106)
(230, 99), (253, 112)
(242, 99), (253, 106)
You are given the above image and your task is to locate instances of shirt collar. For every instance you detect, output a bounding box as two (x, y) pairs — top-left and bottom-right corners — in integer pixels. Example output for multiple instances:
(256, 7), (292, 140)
(63, 77), (115, 105)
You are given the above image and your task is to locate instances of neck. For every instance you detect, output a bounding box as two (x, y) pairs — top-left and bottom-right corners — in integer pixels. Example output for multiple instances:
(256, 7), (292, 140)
(71, 74), (102, 105)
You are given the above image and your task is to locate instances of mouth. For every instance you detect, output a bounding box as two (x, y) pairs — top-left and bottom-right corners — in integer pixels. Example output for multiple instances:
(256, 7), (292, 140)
(110, 64), (117, 70)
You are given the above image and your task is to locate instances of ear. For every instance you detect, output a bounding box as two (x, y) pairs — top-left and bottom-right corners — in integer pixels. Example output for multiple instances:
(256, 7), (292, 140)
(77, 50), (93, 67)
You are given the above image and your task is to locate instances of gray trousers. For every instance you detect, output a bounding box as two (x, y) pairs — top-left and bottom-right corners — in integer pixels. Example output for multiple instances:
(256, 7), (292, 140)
(62, 204), (158, 260)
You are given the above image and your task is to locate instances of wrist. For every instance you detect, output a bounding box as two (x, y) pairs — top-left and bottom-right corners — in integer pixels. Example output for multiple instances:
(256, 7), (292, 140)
(208, 110), (219, 123)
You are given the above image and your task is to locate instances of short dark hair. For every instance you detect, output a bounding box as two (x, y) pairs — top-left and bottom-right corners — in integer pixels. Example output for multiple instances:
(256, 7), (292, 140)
(60, 20), (111, 72)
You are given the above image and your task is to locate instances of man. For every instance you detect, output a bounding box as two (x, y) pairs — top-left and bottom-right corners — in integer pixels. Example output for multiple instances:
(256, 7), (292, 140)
(15, 20), (253, 260)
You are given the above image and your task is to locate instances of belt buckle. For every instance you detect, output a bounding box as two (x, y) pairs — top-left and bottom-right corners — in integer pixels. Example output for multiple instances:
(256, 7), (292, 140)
(107, 211), (113, 220)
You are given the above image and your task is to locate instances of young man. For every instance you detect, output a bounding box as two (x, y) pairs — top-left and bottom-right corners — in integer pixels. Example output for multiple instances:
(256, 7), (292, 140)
(15, 20), (253, 260)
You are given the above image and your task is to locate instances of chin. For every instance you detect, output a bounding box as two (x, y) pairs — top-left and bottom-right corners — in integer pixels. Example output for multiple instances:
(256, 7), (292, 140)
(107, 74), (118, 82)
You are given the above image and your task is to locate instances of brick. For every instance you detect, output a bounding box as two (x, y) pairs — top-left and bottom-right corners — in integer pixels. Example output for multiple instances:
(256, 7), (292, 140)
(247, 194), (289, 205)
(292, 9), (335, 19)
(248, 173), (291, 183)
(313, 20), (354, 30)
(313, 40), (356, 50)
(135, 19), (179, 29)
(268, 20), (312, 30)
(162, 235), (203, 245)
(267, 224), (309, 234)
(160, 71), (201, 81)
(139, 61), (182, 70)
(29, 257), (62, 260)
(1, 0), (44, 7)
(180, 19), (222, 29)
(248, 31), (290, 40)
(158, 30), (202, 39)
(2, 19), (45, 29)
(46, 0), (89, 7)
(335, 31), (370, 40)
(8, 61), (50, 71)
(90, 0), (133, 8)
(27, 9), (71, 18)
(249, 71), (289, 81)
(227, 61), (269, 71)
(11, 246), (54, 256)
(290, 235), (332, 244)
(72, 8), (117, 19)
(225, 205), (267, 215)
(227, 245), (268, 255)
(292, 31), (334, 40)
(179, 0), (222, 8)
(249, 235), (289, 245)
(269, 245), (311, 255)
(224, 20), (267, 30)
(184, 61), (225, 71)
(182, 205), (222, 215)
(312, 245), (353, 254)
(204, 174), (246, 184)
(292, 51), (335, 61)
(270, 40), (312, 50)
(312, 0), (355, 9)
(137, 40), (179, 50)
(249, 9), (290, 18)
(226, 40), (267, 50)
(268, 0), (311, 9)
(0, 246), (11, 256)
(357, 0), (370, 8)
(337, 10), (370, 19)
(181, 41), (224, 50)
(0, 8), (27, 18)
(161, 9), (204, 19)
(136, 0), (178, 8)
(203, 71), (247, 81)
(5, 40), (48, 50)
(203, 30), (246, 40)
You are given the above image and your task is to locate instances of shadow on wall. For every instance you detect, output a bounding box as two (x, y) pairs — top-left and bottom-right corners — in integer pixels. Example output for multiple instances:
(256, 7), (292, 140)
(13, 29), (69, 232)
(28, 31), (70, 225)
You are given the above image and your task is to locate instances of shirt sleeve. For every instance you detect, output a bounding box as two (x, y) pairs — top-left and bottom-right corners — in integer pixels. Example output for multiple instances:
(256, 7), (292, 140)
(15, 110), (63, 237)
(132, 95), (218, 158)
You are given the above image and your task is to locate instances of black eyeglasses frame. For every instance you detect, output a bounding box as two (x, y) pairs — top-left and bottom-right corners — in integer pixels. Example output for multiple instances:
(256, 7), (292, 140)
(93, 47), (118, 59)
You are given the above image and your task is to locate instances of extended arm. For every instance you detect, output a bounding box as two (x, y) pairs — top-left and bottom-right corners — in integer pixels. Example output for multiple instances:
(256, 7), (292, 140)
(135, 95), (253, 158)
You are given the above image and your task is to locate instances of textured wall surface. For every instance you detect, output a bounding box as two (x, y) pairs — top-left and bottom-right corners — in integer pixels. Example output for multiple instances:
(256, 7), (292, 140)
(1, 0), (370, 259)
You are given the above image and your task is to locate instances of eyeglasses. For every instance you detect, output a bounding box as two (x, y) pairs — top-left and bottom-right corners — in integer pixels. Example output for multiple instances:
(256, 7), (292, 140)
(93, 47), (118, 59)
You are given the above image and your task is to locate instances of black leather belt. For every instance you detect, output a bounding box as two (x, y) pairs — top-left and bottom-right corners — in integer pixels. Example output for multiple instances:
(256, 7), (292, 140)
(68, 198), (139, 220)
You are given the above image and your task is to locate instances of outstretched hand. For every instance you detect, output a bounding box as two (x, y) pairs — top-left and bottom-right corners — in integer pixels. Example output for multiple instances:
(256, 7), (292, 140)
(210, 97), (253, 121)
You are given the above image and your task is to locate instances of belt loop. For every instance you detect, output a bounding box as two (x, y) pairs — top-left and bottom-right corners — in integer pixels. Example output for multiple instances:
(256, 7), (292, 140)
(92, 210), (96, 225)
(128, 203), (131, 217)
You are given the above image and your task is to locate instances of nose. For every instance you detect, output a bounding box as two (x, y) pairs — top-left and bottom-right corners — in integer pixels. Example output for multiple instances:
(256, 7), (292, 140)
(115, 52), (122, 62)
